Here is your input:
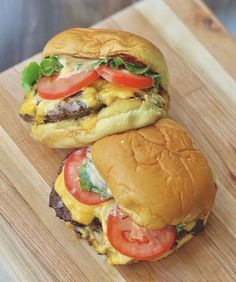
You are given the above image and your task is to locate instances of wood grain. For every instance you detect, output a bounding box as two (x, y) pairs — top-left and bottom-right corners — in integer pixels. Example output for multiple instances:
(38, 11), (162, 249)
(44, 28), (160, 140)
(205, 0), (236, 36)
(166, 0), (236, 79)
(0, 0), (236, 281)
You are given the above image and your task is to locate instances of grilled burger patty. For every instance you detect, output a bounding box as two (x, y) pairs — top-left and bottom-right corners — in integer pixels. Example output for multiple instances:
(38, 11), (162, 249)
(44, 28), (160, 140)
(49, 188), (103, 236)
(44, 93), (90, 123)
(20, 91), (103, 123)
(49, 188), (72, 222)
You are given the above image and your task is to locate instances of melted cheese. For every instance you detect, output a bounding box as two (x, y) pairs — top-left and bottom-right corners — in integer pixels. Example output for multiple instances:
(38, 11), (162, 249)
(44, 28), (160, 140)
(80, 87), (99, 108)
(54, 170), (208, 264)
(35, 99), (61, 123)
(19, 90), (37, 117)
(94, 79), (144, 105)
(54, 171), (114, 225)
(54, 170), (131, 264)
(97, 99), (141, 120)
(78, 99), (142, 131)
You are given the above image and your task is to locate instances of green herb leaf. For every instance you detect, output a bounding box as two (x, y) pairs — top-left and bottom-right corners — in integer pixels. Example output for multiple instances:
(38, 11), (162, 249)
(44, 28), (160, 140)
(21, 62), (41, 92)
(54, 63), (63, 72)
(91, 58), (108, 68)
(147, 72), (161, 88)
(79, 161), (112, 198)
(40, 56), (63, 76)
(104, 56), (161, 88)
(109, 57), (124, 69)
(49, 55), (63, 72)
(77, 58), (108, 70)
(79, 163), (92, 190)
(21, 56), (63, 92)
(109, 57), (150, 75)
(125, 64), (150, 74)
(176, 224), (185, 235)
(76, 63), (83, 70)
(40, 59), (55, 76)
(88, 185), (112, 198)
(49, 55), (59, 62)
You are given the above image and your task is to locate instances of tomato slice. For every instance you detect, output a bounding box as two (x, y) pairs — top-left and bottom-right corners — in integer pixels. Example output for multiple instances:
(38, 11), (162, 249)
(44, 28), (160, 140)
(37, 70), (99, 99)
(107, 206), (176, 260)
(64, 148), (110, 205)
(97, 66), (153, 89)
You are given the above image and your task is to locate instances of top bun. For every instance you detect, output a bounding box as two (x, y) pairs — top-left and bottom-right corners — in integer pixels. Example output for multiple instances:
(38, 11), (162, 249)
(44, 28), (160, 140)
(43, 28), (168, 91)
(92, 119), (217, 229)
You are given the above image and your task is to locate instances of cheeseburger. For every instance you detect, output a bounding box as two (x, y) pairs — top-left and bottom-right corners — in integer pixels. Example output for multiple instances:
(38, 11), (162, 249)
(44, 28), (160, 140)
(19, 28), (169, 148)
(49, 119), (217, 264)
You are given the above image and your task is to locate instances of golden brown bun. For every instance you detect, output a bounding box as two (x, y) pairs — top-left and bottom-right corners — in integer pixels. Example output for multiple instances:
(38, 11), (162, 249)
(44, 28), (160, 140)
(31, 28), (169, 148)
(92, 119), (217, 229)
(43, 28), (168, 91)
(31, 97), (169, 148)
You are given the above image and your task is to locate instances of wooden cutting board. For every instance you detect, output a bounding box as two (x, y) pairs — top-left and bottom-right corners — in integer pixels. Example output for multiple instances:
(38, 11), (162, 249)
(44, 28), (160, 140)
(0, 0), (236, 281)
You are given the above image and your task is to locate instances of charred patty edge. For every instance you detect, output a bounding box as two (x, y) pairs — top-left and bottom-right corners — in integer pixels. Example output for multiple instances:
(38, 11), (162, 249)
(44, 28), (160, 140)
(49, 187), (102, 234)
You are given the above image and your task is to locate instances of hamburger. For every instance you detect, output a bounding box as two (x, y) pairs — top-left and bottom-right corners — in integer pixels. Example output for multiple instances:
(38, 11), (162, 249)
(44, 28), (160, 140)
(49, 119), (217, 264)
(19, 28), (169, 148)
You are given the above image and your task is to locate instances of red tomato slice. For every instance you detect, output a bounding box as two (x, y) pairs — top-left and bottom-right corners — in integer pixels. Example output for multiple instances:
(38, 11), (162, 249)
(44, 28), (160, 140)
(97, 66), (153, 89)
(107, 206), (176, 260)
(37, 70), (99, 99)
(64, 148), (110, 205)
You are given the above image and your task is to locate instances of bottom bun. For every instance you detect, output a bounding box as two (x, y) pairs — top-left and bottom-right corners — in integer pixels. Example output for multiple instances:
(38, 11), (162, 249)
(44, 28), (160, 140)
(32, 99), (168, 148)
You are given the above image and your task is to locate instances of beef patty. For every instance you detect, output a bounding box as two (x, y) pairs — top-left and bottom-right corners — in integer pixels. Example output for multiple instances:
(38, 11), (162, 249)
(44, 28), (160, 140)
(49, 187), (102, 236)
(44, 93), (90, 123)
(49, 188), (72, 222)
(20, 91), (105, 123)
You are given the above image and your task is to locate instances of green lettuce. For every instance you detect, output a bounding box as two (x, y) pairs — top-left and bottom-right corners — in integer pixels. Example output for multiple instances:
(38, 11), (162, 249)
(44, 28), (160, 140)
(92, 56), (161, 88)
(176, 224), (185, 236)
(79, 160), (112, 198)
(21, 56), (63, 92)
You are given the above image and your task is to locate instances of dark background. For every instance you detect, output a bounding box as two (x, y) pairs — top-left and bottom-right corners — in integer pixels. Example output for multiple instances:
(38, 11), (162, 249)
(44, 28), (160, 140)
(0, 0), (235, 72)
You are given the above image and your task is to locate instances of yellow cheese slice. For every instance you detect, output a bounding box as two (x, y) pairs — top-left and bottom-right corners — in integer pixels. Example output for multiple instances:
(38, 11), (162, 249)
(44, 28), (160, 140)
(54, 171), (114, 225)
(19, 90), (37, 117)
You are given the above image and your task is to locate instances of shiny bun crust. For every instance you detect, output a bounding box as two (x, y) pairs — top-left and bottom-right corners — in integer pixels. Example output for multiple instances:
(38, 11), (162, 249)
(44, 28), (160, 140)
(31, 99), (168, 148)
(92, 119), (217, 229)
(43, 28), (168, 91)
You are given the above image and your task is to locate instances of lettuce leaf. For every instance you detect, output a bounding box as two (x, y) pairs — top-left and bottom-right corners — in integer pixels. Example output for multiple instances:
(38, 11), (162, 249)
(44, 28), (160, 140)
(79, 160), (112, 198)
(92, 56), (161, 88)
(21, 56), (63, 92)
